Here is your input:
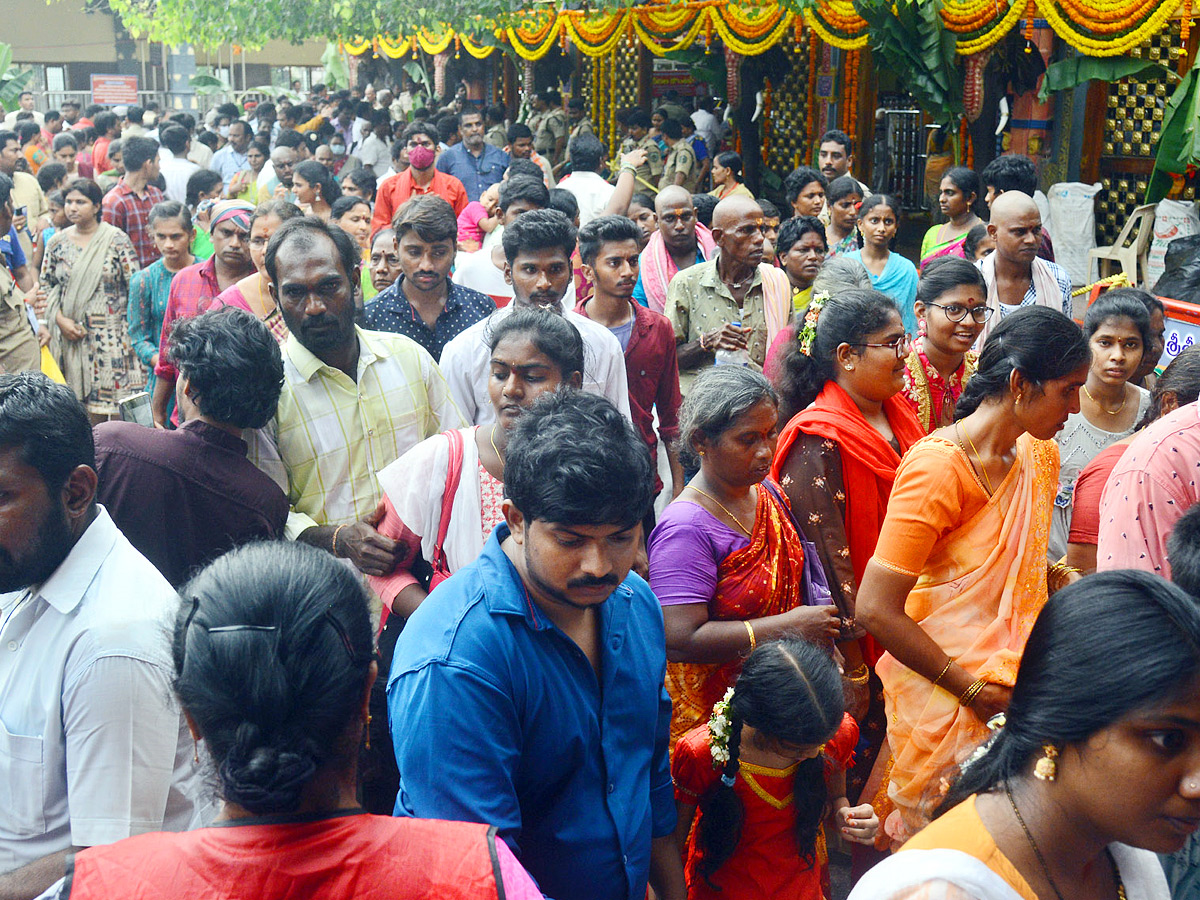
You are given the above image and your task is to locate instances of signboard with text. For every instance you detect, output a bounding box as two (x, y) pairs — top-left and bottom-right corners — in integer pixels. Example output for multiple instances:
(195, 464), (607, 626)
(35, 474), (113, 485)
(91, 75), (139, 106)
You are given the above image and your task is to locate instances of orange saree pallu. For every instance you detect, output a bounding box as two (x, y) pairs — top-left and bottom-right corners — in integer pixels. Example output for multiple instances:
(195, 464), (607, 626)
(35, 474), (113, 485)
(665, 481), (808, 748)
(875, 434), (1058, 845)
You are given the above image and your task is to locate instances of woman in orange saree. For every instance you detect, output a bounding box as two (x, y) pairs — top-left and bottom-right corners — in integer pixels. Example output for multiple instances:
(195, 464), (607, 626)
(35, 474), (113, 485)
(857, 306), (1092, 847)
(648, 366), (840, 748)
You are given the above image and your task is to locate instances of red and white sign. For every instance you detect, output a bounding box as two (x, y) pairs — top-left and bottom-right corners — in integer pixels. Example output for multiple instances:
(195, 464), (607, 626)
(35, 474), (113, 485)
(91, 75), (139, 106)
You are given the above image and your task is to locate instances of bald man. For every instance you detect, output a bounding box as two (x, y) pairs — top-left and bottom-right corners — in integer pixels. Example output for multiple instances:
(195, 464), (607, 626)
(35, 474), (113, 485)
(633, 186), (716, 314)
(665, 194), (791, 391)
(974, 190), (1072, 347)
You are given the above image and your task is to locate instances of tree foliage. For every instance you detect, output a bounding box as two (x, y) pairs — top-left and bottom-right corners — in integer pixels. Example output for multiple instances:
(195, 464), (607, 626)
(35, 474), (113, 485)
(0, 43), (35, 114)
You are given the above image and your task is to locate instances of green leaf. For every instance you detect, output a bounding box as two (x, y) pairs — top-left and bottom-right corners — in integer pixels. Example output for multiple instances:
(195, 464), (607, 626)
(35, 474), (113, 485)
(1039, 56), (1172, 103)
(1148, 55), (1200, 204)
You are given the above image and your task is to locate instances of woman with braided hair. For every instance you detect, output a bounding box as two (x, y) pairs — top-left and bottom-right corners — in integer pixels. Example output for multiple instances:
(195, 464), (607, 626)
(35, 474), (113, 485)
(672, 638), (875, 900)
(48, 541), (542, 900)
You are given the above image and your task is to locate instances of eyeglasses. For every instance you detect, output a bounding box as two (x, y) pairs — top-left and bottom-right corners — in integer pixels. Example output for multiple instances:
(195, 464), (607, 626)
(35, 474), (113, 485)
(850, 334), (912, 358)
(926, 301), (994, 324)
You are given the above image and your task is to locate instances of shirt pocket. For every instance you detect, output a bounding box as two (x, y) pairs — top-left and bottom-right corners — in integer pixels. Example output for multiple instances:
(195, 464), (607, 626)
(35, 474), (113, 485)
(0, 719), (46, 836)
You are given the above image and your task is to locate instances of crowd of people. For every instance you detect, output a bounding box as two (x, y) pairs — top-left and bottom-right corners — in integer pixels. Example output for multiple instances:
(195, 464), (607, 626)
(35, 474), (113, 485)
(1, 80), (1199, 900)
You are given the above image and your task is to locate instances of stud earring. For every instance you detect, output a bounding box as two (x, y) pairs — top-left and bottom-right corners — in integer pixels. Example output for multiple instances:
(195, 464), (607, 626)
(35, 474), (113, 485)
(844, 365), (853, 371)
(1033, 744), (1058, 781)
(193, 741), (200, 765)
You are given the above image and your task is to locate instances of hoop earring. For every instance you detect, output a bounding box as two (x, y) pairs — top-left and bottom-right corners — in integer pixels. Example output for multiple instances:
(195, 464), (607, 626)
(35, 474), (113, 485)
(1033, 744), (1058, 781)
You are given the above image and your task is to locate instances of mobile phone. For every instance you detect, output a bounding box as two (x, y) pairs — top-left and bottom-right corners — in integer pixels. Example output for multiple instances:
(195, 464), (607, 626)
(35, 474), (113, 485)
(13, 206), (26, 217)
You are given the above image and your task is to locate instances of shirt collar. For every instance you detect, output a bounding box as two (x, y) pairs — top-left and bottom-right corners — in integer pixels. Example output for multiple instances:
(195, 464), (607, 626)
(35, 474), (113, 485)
(34, 507), (120, 615)
(285, 325), (383, 383)
(701, 254), (763, 296)
(477, 523), (552, 629)
(177, 418), (249, 454)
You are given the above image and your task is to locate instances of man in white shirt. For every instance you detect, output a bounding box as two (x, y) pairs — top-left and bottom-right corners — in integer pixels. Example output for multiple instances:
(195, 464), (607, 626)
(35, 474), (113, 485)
(690, 97), (721, 157)
(556, 133), (614, 227)
(0, 373), (202, 899)
(355, 110), (392, 179)
(2, 93), (43, 128)
(441, 208), (630, 425)
(157, 124), (200, 204)
(210, 120), (252, 189)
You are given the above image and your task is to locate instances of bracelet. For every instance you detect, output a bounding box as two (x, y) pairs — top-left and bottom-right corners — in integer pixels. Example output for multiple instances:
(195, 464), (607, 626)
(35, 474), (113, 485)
(744, 620), (756, 652)
(846, 664), (869, 686)
(332, 523), (349, 558)
(959, 677), (987, 707)
(619, 164), (637, 175)
(931, 657), (954, 688)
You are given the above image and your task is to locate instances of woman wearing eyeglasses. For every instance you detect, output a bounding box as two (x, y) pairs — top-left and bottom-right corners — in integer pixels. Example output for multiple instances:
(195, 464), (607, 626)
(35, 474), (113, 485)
(856, 306), (1091, 848)
(900, 257), (990, 434)
(771, 289), (926, 874)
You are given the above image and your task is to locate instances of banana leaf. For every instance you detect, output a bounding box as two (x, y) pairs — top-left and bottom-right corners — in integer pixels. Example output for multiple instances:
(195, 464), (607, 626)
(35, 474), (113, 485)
(1147, 56), (1200, 205)
(1038, 56), (1172, 103)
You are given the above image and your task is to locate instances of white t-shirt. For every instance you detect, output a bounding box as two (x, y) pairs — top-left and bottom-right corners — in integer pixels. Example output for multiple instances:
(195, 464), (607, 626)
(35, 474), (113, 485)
(438, 300), (629, 426)
(557, 171), (616, 227)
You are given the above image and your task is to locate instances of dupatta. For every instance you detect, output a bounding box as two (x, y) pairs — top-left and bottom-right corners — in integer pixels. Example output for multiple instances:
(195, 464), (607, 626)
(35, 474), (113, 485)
(770, 381), (925, 665)
(665, 480), (811, 747)
(639, 224), (716, 314)
(875, 434), (1058, 844)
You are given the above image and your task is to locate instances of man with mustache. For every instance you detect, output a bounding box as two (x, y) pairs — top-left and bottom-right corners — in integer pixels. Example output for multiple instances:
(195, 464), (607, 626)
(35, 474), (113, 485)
(372, 122), (468, 237)
(362, 196), (494, 359)
(389, 388), (687, 900)
(246, 217), (464, 579)
(439, 208), (630, 424)
(151, 200), (256, 427)
(0, 374), (201, 900)
(576, 215), (684, 516)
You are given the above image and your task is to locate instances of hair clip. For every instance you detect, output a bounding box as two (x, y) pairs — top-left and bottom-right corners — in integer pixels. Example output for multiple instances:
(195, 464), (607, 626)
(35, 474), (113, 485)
(720, 773), (736, 787)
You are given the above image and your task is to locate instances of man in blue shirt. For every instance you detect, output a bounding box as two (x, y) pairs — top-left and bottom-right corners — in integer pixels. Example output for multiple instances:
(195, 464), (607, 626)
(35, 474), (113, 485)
(435, 109), (509, 202)
(388, 390), (686, 900)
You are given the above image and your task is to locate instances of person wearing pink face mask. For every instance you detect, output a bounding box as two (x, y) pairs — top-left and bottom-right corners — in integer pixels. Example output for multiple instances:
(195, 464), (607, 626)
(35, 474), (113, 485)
(372, 122), (469, 236)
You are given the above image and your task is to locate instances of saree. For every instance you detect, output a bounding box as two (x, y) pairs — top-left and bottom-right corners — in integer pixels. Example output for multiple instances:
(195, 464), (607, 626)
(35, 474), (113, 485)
(664, 480), (808, 747)
(919, 225), (969, 271)
(46, 223), (120, 404)
(873, 435), (1058, 845)
(771, 381), (926, 667)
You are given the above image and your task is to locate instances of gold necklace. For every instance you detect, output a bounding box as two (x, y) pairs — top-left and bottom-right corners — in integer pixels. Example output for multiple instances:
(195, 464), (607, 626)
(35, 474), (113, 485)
(1004, 783), (1127, 900)
(489, 424), (505, 464)
(689, 485), (754, 537)
(957, 423), (995, 495)
(1083, 383), (1127, 416)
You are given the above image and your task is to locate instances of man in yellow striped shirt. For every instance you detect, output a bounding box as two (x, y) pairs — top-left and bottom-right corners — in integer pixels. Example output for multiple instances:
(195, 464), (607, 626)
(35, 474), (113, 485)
(247, 217), (465, 576)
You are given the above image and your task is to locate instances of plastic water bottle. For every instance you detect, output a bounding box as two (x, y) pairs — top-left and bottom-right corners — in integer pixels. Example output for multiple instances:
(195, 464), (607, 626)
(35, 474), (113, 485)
(713, 321), (751, 367)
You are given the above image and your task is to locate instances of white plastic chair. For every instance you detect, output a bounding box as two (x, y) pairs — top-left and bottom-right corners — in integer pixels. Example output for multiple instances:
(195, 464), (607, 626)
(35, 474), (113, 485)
(1088, 203), (1156, 287)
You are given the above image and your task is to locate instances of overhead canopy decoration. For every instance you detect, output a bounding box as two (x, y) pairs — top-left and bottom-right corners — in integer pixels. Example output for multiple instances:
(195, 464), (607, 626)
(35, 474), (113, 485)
(100, 0), (1192, 58)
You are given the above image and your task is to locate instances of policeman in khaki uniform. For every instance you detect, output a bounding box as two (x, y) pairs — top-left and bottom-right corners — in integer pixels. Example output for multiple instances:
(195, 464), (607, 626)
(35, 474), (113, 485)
(559, 99), (596, 175)
(531, 89), (569, 168)
(659, 119), (699, 193)
(0, 173), (39, 374)
(620, 110), (663, 193)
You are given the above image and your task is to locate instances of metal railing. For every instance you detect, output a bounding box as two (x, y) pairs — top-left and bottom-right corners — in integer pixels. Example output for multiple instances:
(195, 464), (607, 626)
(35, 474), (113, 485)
(875, 109), (928, 212)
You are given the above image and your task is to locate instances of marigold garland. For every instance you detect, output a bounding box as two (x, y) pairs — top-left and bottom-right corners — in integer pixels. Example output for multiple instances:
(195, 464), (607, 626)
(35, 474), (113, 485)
(344, 0), (1192, 63)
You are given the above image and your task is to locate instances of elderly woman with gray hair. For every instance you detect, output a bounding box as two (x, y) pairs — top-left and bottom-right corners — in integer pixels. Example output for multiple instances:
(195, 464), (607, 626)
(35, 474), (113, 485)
(647, 365), (841, 748)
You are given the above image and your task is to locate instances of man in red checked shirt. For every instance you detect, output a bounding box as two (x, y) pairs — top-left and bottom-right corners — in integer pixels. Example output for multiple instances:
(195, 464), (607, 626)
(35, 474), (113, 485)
(371, 122), (467, 236)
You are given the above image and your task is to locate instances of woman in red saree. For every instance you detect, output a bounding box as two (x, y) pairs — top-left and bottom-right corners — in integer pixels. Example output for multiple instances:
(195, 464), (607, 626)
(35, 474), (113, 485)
(648, 366), (840, 749)
(768, 289), (925, 874)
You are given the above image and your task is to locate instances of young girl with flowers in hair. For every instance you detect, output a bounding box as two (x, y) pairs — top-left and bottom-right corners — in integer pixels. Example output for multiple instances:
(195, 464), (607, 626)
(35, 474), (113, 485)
(672, 638), (878, 900)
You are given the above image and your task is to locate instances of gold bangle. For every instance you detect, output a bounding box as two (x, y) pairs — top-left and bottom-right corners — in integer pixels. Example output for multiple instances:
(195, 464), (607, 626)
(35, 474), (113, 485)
(332, 523), (348, 558)
(846, 664), (869, 686)
(959, 677), (987, 707)
(931, 657), (954, 688)
(744, 620), (756, 652)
